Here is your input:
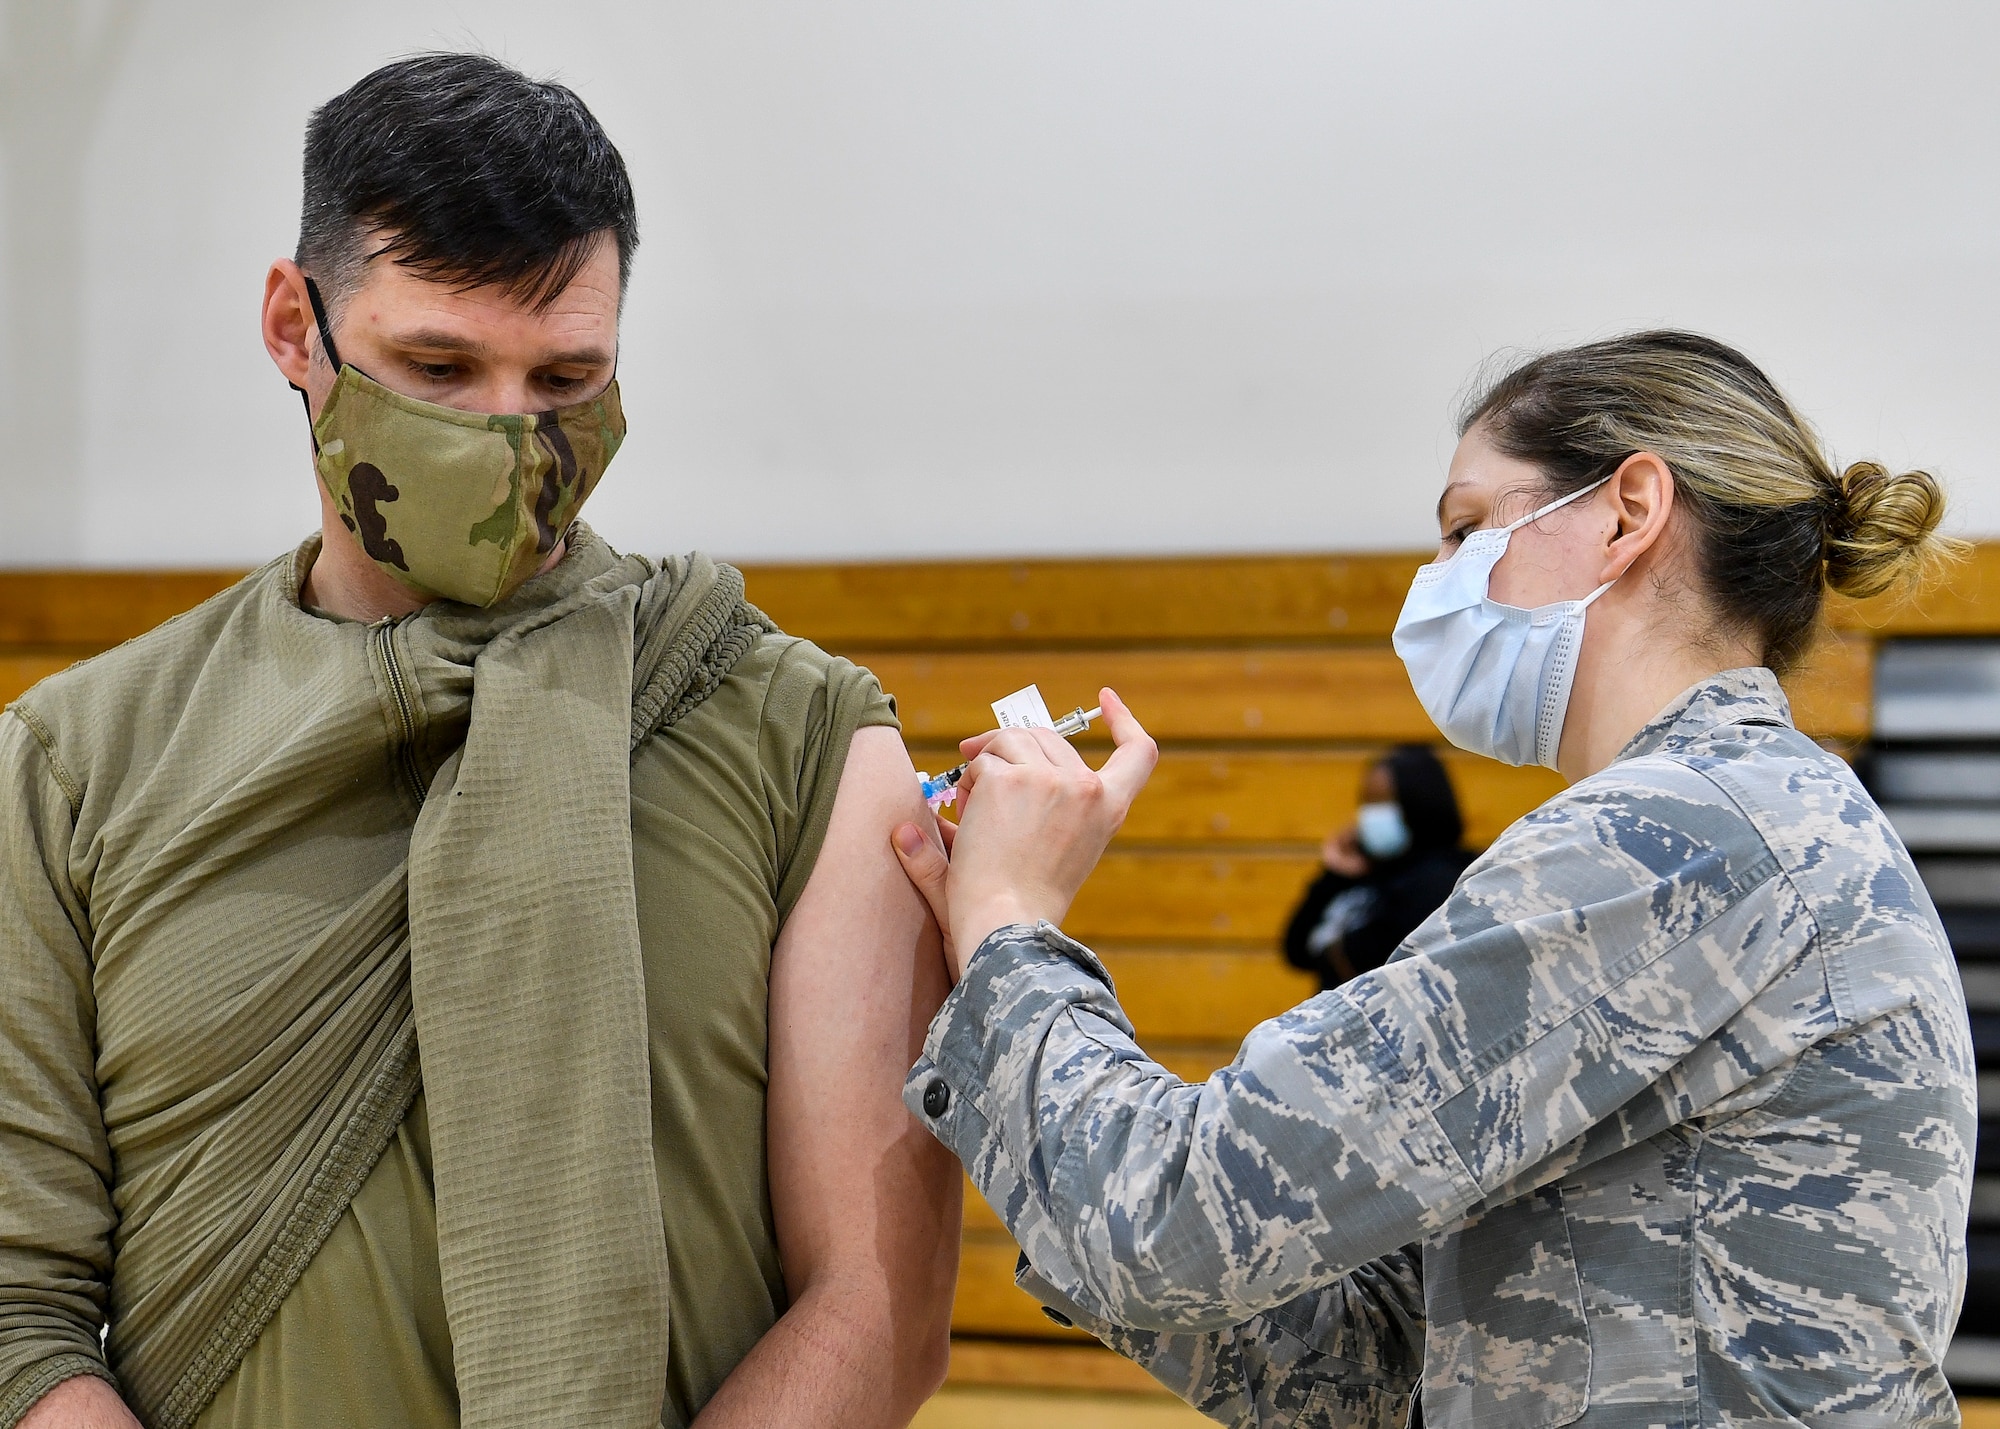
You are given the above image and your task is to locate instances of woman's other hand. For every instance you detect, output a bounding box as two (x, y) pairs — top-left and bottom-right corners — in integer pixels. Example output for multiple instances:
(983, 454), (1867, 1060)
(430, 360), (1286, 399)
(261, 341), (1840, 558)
(1321, 825), (1371, 879)
(895, 812), (959, 972)
(892, 688), (1158, 980)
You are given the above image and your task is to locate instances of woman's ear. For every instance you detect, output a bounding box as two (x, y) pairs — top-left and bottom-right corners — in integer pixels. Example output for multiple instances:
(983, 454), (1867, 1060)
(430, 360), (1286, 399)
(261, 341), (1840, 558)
(1600, 451), (1675, 583)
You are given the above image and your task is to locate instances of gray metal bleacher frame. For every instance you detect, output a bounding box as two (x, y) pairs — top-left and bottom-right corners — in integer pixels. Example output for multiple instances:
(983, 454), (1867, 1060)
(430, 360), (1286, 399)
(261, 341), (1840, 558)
(1870, 639), (2000, 1389)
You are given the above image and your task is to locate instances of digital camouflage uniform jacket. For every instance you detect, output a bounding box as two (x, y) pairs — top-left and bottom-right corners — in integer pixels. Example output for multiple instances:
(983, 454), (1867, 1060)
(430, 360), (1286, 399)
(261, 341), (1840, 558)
(906, 670), (1974, 1429)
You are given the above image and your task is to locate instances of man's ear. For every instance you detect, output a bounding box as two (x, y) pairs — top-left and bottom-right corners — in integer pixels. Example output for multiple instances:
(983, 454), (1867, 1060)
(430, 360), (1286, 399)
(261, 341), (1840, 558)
(1600, 451), (1675, 583)
(262, 259), (318, 392)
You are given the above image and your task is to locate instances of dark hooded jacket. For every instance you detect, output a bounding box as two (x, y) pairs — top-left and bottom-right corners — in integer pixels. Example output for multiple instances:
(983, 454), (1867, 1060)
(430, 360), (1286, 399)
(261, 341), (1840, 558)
(1282, 745), (1474, 990)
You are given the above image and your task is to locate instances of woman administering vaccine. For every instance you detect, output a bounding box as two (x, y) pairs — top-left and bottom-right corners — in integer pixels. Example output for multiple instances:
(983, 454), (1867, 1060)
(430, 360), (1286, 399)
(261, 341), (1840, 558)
(892, 332), (1973, 1429)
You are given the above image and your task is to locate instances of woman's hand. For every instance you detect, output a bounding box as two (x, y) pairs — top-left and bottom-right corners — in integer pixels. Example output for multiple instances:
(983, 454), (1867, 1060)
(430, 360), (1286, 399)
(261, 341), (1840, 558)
(893, 688), (1158, 980)
(1321, 825), (1371, 879)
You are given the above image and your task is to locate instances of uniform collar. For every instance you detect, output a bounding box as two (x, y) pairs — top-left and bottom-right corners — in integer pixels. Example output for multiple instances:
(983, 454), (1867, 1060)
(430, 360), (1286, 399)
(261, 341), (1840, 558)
(1614, 667), (1794, 765)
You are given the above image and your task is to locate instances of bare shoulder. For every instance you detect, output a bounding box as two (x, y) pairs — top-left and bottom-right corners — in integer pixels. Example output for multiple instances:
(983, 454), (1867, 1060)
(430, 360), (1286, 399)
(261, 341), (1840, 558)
(829, 725), (923, 812)
(781, 725), (928, 930)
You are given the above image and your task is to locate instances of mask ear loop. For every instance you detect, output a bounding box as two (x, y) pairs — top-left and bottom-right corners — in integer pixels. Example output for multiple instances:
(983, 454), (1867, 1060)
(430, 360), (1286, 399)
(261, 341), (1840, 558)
(302, 277), (345, 373)
(1503, 472), (1614, 535)
(1554, 472), (1630, 608)
(288, 276), (347, 450)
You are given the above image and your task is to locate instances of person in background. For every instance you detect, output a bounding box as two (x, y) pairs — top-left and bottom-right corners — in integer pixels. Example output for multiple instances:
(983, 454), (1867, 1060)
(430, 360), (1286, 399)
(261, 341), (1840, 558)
(1282, 745), (1473, 989)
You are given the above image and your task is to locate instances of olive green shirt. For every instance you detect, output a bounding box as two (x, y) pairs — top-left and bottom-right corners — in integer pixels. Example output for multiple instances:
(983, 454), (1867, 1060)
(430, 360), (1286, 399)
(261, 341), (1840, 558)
(206, 623), (888, 1428)
(0, 537), (893, 1428)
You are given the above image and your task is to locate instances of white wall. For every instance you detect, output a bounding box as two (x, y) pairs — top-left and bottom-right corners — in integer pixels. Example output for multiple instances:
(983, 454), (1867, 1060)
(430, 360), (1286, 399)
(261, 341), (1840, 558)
(1, 1), (1996, 567)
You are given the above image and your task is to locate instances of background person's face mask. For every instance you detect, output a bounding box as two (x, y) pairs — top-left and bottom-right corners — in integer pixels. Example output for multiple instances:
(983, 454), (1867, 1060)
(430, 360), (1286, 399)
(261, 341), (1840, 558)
(296, 278), (626, 607)
(1355, 800), (1411, 860)
(1391, 477), (1614, 769)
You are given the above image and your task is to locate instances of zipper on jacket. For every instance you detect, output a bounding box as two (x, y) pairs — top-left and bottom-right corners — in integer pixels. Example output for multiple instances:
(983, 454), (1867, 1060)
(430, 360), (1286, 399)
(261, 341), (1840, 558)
(371, 616), (427, 805)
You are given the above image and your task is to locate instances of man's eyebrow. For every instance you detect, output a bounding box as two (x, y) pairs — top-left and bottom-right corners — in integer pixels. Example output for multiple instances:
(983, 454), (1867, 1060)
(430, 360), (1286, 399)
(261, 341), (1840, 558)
(539, 345), (616, 368)
(389, 328), (497, 359)
(386, 329), (615, 367)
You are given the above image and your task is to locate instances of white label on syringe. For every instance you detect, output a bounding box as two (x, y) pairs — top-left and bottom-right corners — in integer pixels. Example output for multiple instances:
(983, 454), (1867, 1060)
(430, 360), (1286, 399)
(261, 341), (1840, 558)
(991, 684), (1056, 730)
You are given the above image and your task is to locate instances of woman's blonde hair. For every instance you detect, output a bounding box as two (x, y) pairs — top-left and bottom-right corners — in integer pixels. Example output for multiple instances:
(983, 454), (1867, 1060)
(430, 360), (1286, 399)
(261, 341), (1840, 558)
(1461, 331), (1960, 675)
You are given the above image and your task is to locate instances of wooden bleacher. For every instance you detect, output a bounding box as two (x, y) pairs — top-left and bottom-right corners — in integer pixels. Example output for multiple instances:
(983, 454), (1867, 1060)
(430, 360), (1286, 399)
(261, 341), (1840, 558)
(2, 544), (1997, 1409)
(745, 547), (1994, 1393)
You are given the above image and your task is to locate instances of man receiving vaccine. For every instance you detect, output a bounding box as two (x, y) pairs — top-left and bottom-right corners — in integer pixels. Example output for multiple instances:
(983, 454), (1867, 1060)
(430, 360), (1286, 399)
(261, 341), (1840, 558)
(0, 54), (957, 1429)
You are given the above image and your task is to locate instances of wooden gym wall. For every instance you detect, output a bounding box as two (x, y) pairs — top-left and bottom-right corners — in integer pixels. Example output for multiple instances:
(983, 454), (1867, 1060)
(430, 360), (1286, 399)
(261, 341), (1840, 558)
(2, 544), (1997, 1395)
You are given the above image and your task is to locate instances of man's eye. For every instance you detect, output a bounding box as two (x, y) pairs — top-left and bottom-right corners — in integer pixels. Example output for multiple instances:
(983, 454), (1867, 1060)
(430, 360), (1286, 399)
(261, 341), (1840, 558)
(409, 361), (460, 382)
(541, 373), (586, 393)
(1442, 525), (1473, 548)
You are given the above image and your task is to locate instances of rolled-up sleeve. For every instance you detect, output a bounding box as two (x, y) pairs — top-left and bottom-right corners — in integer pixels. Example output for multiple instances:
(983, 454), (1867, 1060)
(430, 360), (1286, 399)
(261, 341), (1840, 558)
(906, 762), (1803, 1347)
(0, 712), (118, 1424)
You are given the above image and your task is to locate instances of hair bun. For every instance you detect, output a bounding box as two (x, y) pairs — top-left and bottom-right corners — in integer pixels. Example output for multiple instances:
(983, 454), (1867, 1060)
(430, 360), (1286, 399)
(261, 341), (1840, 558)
(1824, 461), (1955, 600)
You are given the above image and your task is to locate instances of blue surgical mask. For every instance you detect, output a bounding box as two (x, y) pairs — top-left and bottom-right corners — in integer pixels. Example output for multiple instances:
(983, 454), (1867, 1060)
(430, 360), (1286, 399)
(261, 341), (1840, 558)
(1355, 801), (1411, 861)
(1391, 478), (1614, 769)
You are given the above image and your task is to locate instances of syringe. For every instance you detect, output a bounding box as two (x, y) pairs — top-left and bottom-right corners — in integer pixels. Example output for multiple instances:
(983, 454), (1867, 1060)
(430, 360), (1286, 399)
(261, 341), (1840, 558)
(919, 705), (1103, 807)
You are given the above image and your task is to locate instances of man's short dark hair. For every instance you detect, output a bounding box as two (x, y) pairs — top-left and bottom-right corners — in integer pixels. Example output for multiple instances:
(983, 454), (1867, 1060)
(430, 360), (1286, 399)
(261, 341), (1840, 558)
(298, 53), (639, 313)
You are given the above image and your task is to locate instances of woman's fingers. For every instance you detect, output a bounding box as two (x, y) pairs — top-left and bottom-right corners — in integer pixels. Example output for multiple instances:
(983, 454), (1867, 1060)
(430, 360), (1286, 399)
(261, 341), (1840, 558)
(930, 692), (1158, 958)
(894, 821), (955, 964)
(962, 725), (1085, 766)
(956, 728), (1058, 801)
(959, 696), (1150, 812)
(1028, 725), (1087, 767)
(1094, 688), (1160, 808)
(954, 749), (1002, 803)
(986, 727), (1066, 764)
(894, 818), (965, 980)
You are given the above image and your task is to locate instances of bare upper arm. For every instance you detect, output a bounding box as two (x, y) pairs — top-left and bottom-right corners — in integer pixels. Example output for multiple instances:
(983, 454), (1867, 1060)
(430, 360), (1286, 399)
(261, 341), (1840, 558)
(766, 726), (960, 1303)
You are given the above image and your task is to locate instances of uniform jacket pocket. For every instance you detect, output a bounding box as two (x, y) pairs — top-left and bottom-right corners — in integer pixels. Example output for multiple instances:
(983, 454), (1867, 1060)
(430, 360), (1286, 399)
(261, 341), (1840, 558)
(1421, 1185), (1590, 1429)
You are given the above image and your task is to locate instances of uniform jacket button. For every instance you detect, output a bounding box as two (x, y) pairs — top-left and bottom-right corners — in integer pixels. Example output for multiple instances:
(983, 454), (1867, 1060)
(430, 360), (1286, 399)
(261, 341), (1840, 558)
(922, 1078), (951, 1118)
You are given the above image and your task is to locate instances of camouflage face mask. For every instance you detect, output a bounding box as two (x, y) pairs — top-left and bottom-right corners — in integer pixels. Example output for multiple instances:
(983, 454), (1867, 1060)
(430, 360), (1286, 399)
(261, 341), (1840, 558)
(296, 278), (626, 607)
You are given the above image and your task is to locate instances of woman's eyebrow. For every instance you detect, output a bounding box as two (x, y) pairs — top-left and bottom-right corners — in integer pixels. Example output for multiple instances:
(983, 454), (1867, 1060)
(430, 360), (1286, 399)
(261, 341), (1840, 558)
(1435, 480), (1476, 522)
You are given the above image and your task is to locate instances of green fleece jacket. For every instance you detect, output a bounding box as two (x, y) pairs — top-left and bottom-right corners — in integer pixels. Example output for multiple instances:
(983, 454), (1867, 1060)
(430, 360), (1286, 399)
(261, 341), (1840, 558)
(0, 527), (892, 1428)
